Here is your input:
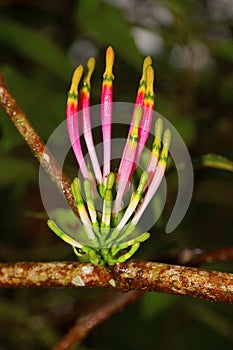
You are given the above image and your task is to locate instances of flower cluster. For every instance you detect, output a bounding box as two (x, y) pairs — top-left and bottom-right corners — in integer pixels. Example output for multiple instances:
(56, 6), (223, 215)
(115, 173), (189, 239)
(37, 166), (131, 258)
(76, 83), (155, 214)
(48, 47), (171, 265)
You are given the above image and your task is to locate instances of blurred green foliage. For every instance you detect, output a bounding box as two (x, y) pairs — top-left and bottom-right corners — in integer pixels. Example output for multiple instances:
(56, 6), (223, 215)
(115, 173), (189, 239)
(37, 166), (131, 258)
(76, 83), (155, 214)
(0, 0), (232, 349)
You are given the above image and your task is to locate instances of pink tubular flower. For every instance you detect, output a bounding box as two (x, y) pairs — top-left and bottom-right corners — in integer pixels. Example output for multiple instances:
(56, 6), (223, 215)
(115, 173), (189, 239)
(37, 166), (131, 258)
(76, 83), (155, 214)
(48, 47), (171, 266)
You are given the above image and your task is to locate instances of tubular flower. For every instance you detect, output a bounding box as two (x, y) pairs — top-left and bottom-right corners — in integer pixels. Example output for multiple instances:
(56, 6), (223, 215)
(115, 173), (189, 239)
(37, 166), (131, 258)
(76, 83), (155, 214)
(48, 47), (171, 266)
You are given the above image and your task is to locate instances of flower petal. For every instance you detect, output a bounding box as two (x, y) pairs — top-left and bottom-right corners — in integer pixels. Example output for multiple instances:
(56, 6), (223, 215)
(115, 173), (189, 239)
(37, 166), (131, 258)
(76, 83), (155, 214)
(113, 106), (142, 219)
(79, 58), (103, 185)
(131, 129), (171, 226)
(101, 46), (115, 183)
(66, 65), (90, 180)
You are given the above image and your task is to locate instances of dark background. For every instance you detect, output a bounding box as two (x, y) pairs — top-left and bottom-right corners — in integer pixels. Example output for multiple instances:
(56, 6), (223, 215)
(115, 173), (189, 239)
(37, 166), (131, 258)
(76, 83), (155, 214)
(0, 0), (232, 349)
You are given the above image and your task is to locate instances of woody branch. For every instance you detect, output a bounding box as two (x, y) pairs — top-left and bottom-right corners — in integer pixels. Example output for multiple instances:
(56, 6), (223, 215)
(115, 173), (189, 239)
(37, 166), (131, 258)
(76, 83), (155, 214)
(0, 73), (232, 305)
(0, 261), (232, 304)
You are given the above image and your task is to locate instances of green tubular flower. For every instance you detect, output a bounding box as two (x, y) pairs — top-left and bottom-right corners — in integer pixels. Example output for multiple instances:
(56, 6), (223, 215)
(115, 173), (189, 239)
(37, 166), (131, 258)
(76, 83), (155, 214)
(48, 47), (171, 266)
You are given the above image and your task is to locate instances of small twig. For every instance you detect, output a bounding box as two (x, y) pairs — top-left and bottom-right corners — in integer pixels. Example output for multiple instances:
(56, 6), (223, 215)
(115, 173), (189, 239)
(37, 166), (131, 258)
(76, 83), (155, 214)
(0, 261), (232, 303)
(53, 245), (233, 349)
(188, 247), (233, 266)
(0, 73), (78, 215)
(53, 290), (143, 350)
(156, 247), (233, 266)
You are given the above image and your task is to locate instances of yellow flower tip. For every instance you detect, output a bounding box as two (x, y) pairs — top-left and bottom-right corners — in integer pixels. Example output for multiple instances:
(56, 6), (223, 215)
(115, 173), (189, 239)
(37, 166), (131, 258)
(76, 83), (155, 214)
(142, 56), (152, 81)
(155, 118), (163, 139)
(146, 65), (154, 92)
(72, 177), (82, 194)
(137, 232), (150, 243)
(133, 106), (143, 127)
(70, 65), (84, 93)
(85, 57), (95, 83)
(105, 46), (115, 78)
(106, 46), (114, 59)
(163, 128), (171, 149)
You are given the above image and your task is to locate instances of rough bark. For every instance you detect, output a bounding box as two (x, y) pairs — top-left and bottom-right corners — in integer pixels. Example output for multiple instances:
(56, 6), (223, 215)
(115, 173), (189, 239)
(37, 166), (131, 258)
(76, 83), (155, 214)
(0, 261), (232, 304)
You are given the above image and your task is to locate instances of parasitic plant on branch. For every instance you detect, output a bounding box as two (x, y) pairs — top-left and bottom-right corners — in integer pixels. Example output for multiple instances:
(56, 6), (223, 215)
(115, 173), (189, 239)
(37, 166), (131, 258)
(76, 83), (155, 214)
(47, 47), (171, 266)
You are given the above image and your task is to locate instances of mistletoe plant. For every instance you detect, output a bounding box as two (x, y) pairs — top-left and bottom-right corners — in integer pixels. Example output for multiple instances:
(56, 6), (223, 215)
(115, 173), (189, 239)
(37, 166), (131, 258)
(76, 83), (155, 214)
(48, 47), (171, 266)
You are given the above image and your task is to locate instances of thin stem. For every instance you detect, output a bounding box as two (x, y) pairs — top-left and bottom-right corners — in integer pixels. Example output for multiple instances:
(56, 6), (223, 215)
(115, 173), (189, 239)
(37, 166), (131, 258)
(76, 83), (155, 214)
(53, 291), (143, 350)
(188, 247), (233, 266)
(159, 247), (233, 266)
(53, 246), (233, 349)
(0, 73), (78, 216)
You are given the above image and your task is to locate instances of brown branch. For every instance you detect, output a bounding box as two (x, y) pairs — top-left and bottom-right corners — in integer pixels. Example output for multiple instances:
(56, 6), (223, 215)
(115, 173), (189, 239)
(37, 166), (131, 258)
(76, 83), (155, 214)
(53, 245), (233, 350)
(53, 290), (143, 350)
(0, 261), (232, 303)
(188, 247), (233, 266)
(0, 73), (78, 215)
(158, 247), (233, 266)
(1, 72), (233, 348)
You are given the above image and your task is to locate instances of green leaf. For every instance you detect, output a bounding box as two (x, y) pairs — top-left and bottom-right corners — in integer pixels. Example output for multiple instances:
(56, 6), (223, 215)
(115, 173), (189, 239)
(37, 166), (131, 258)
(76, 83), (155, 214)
(141, 292), (176, 319)
(210, 40), (233, 64)
(0, 18), (72, 80)
(0, 65), (65, 151)
(0, 110), (23, 151)
(172, 117), (197, 145)
(0, 155), (37, 187)
(196, 153), (233, 172)
(188, 303), (233, 342)
(76, 0), (143, 70)
(195, 179), (233, 205)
